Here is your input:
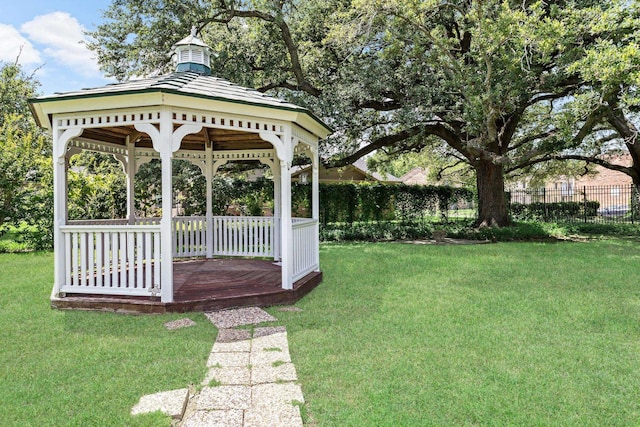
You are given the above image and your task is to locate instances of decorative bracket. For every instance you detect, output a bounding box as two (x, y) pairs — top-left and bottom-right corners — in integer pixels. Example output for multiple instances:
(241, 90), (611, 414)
(55, 127), (83, 159)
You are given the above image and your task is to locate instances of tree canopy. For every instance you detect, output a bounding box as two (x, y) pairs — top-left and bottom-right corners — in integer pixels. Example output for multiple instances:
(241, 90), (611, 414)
(88, 0), (640, 226)
(0, 62), (49, 228)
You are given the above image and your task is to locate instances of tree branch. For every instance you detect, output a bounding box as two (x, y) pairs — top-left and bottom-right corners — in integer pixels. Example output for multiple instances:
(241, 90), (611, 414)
(327, 122), (466, 168)
(508, 129), (557, 152)
(436, 159), (467, 180)
(507, 154), (633, 175)
(202, 7), (321, 96)
(356, 98), (403, 111)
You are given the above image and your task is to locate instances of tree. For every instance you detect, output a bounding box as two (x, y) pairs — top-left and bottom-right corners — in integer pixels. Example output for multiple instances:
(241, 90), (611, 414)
(88, 0), (639, 226)
(67, 152), (128, 220)
(0, 61), (50, 227)
(517, 12), (640, 188)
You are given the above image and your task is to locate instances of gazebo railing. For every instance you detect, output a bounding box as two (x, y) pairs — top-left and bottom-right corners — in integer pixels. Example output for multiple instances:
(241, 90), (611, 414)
(292, 218), (319, 281)
(60, 216), (315, 297)
(68, 216), (276, 258)
(173, 216), (207, 257)
(59, 224), (161, 297)
(212, 216), (274, 257)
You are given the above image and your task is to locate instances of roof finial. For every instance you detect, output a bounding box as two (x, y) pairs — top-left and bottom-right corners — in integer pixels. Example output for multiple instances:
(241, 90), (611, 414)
(173, 27), (212, 76)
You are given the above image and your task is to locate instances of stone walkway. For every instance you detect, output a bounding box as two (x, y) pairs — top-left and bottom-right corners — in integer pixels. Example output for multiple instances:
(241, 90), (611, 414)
(131, 307), (305, 426)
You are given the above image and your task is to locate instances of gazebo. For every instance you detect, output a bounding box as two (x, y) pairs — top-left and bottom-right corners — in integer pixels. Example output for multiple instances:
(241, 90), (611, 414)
(29, 30), (331, 313)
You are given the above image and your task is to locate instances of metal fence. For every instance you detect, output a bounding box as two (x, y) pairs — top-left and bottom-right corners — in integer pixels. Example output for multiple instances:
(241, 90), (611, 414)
(507, 184), (640, 224)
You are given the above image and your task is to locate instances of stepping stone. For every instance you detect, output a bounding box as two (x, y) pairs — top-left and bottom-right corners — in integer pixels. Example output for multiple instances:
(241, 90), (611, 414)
(243, 404), (303, 427)
(251, 362), (298, 384)
(251, 383), (304, 406)
(277, 306), (303, 312)
(253, 326), (286, 338)
(182, 409), (243, 427)
(196, 385), (251, 410)
(203, 366), (251, 386)
(206, 351), (250, 368)
(164, 318), (197, 330)
(216, 328), (251, 343)
(212, 337), (251, 353)
(252, 331), (290, 353)
(205, 307), (277, 328)
(131, 388), (189, 418)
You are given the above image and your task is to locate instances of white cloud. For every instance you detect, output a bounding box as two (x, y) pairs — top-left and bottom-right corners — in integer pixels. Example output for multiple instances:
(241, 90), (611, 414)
(0, 24), (42, 64)
(21, 11), (100, 77)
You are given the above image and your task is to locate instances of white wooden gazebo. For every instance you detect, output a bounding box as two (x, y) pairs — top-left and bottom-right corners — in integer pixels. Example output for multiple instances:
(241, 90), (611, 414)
(30, 30), (331, 311)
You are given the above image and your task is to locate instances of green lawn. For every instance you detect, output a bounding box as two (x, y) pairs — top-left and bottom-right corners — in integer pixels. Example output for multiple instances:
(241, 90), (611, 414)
(3, 240), (640, 426)
(272, 239), (640, 426)
(0, 252), (216, 427)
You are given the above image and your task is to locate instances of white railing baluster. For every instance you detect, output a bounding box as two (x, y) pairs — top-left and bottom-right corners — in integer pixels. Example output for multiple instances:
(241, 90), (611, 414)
(119, 232), (127, 288)
(72, 232), (79, 286)
(127, 231), (135, 288)
(153, 230), (161, 289)
(96, 233), (103, 287)
(112, 232), (119, 288)
(104, 233), (111, 288)
(195, 219), (200, 255)
(136, 231), (143, 288)
(223, 218), (229, 254)
(242, 219), (248, 255)
(189, 220), (195, 256)
(80, 233), (87, 286)
(64, 232), (71, 287)
(87, 233), (94, 287)
(145, 232), (152, 289)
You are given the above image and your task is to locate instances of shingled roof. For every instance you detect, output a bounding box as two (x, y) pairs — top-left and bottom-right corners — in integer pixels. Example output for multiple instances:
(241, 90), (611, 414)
(32, 72), (331, 133)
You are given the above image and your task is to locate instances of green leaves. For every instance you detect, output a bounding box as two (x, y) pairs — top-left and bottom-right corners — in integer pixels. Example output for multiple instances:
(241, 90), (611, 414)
(86, 0), (640, 225)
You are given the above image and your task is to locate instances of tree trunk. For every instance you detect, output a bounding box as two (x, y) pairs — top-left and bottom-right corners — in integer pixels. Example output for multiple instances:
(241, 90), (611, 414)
(475, 159), (510, 227)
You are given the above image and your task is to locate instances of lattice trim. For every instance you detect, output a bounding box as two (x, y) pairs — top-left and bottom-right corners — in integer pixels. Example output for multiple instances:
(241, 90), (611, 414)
(57, 109), (161, 130)
(171, 108), (286, 136)
(68, 138), (128, 156)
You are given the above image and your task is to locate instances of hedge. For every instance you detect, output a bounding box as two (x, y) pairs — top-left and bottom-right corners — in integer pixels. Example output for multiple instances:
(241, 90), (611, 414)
(510, 201), (600, 221)
(318, 183), (474, 225)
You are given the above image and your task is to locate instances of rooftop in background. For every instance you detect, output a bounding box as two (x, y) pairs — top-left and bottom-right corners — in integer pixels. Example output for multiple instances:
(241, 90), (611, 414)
(291, 158), (401, 184)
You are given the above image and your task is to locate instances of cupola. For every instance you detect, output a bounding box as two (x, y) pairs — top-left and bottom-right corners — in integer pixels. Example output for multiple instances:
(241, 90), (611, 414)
(173, 26), (212, 75)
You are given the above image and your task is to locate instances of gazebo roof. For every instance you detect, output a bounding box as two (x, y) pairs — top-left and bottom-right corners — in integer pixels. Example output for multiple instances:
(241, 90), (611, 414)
(30, 72), (331, 137)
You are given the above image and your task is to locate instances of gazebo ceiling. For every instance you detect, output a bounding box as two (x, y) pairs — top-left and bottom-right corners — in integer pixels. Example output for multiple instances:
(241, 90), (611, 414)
(80, 125), (272, 151)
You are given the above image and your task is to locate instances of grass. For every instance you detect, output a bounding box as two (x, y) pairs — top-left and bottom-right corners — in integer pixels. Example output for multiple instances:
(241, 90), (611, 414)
(271, 239), (640, 426)
(4, 240), (640, 425)
(0, 252), (216, 427)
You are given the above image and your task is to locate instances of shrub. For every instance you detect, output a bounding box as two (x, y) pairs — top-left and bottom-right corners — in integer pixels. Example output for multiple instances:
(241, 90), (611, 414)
(510, 201), (600, 221)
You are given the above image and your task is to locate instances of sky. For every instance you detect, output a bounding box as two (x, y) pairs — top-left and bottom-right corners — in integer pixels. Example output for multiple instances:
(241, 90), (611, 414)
(0, 0), (116, 95)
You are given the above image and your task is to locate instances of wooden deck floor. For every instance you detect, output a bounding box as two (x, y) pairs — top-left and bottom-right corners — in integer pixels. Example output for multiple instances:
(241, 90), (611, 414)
(51, 258), (322, 314)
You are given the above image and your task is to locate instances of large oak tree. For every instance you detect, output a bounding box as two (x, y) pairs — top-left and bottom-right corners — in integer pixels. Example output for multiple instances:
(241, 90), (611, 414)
(89, 0), (639, 226)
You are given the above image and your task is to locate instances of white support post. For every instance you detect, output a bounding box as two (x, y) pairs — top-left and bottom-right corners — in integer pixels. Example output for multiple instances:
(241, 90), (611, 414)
(205, 141), (213, 258)
(126, 136), (136, 225)
(278, 130), (294, 290)
(159, 111), (174, 303)
(136, 111), (203, 302)
(280, 160), (293, 289)
(312, 150), (320, 270)
(53, 155), (66, 297)
(273, 164), (281, 262)
(52, 123), (82, 298)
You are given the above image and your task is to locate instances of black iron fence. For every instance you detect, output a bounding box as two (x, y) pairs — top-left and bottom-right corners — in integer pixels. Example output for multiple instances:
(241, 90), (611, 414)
(507, 184), (640, 224)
